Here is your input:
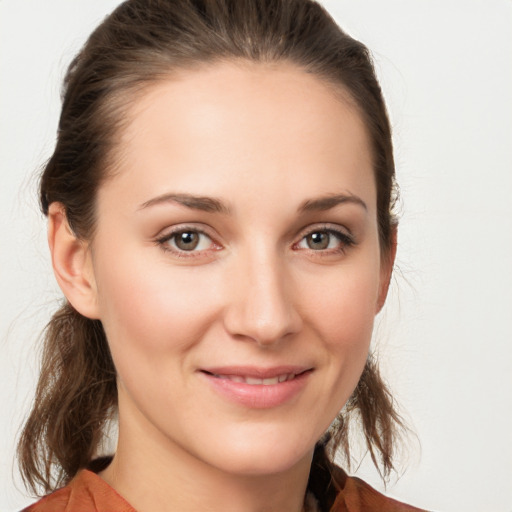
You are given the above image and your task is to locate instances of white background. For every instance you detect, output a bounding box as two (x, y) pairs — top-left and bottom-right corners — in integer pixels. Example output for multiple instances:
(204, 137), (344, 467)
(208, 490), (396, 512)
(1, 1), (511, 511)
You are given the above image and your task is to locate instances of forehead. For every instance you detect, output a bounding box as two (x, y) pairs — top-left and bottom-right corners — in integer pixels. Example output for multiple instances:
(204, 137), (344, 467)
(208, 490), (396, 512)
(103, 61), (375, 214)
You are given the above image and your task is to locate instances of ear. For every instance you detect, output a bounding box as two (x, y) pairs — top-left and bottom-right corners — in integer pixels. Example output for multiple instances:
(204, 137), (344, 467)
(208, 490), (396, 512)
(48, 203), (100, 319)
(376, 226), (397, 313)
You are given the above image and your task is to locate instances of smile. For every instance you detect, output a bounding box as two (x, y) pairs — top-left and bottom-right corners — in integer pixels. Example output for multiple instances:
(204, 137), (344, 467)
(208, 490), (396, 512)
(200, 366), (312, 408)
(209, 373), (298, 385)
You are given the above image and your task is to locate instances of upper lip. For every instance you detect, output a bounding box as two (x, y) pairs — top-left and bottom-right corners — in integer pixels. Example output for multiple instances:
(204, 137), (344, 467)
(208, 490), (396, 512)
(199, 365), (312, 378)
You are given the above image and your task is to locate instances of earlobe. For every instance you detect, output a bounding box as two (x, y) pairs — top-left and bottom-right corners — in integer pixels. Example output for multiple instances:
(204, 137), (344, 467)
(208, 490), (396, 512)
(48, 203), (100, 319)
(376, 227), (397, 314)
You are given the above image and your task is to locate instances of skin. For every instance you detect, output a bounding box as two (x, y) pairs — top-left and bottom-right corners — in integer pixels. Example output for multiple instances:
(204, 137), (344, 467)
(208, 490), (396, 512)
(49, 61), (395, 512)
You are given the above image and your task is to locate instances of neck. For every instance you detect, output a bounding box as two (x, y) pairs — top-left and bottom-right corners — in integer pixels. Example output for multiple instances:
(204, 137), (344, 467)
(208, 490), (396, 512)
(99, 401), (313, 512)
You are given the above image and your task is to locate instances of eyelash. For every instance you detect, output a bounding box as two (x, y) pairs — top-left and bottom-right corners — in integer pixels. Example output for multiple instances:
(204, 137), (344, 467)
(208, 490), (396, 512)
(155, 226), (220, 258)
(293, 225), (355, 256)
(154, 224), (355, 258)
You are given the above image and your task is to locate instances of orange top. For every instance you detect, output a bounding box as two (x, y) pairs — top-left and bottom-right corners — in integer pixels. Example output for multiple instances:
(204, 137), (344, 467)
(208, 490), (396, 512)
(330, 471), (428, 511)
(22, 470), (136, 512)
(22, 468), (428, 512)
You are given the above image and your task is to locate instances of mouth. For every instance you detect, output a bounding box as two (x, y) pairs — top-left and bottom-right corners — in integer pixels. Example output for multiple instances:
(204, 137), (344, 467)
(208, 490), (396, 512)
(202, 371), (301, 385)
(199, 366), (313, 408)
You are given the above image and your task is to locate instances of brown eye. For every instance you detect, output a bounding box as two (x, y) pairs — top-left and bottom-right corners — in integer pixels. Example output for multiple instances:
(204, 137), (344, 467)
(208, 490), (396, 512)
(305, 231), (330, 250)
(296, 228), (354, 253)
(174, 231), (200, 251)
(157, 228), (218, 256)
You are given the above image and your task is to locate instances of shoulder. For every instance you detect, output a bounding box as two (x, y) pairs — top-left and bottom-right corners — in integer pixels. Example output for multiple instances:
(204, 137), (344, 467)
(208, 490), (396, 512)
(21, 470), (136, 512)
(331, 467), (430, 512)
(307, 446), (430, 512)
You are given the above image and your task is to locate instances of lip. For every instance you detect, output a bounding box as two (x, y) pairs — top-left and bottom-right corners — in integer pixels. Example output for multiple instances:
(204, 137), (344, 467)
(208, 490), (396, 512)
(199, 365), (313, 409)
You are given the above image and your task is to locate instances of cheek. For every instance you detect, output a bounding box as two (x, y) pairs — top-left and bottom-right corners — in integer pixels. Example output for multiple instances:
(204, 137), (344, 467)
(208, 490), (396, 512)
(302, 259), (381, 397)
(93, 253), (225, 428)
(304, 260), (380, 345)
(94, 249), (222, 358)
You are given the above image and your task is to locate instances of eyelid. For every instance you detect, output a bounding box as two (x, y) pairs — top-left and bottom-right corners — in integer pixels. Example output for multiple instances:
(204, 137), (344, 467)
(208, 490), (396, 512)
(154, 224), (222, 257)
(296, 222), (353, 240)
(153, 222), (355, 258)
(293, 223), (356, 252)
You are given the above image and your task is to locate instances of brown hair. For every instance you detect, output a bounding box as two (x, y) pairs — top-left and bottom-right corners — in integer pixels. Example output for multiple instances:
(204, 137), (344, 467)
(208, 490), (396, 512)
(18, 0), (403, 496)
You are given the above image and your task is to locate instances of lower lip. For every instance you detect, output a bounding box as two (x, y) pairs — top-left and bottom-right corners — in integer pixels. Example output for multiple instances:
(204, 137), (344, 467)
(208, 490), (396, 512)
(200, 371), (311, 409)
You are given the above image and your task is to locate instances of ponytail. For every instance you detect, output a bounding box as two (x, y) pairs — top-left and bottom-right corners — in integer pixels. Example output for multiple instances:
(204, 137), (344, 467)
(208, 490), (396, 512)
(328, 356), (406, 481)
(17, 303), (116, 494)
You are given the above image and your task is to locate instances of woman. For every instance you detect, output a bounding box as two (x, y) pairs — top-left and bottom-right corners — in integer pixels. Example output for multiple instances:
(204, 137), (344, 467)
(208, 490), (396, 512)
(18, 0), (426, 510)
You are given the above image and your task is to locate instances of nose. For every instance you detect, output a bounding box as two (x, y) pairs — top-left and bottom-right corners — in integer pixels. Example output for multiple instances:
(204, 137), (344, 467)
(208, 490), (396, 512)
(222, 248), (302, 347)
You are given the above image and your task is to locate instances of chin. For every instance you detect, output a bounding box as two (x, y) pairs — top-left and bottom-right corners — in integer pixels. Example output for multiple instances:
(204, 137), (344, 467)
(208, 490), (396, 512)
(194, 425), (319, 477)
(215, 449), (311, 477)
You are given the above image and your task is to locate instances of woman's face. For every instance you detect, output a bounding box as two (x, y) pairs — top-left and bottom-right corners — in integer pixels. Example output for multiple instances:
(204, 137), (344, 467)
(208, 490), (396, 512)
(84, 62), (391, 475)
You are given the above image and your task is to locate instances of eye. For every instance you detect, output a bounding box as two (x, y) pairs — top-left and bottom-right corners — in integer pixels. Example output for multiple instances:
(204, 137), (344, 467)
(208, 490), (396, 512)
(157, 228), (216, 254)
(295, 227), (354, 252)
(173, 231), (203, 251)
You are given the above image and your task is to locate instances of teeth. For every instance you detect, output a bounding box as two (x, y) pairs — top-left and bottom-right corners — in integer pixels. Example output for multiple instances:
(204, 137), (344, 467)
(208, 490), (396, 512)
(213, 373), (296, 385)
(246, 376), (267, 385)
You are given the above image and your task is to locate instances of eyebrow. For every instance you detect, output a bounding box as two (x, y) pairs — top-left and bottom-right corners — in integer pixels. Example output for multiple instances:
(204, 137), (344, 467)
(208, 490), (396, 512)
(138, 191), (367, 215)
(298, 193), (367, 213)
(138, 193), (230, 214)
